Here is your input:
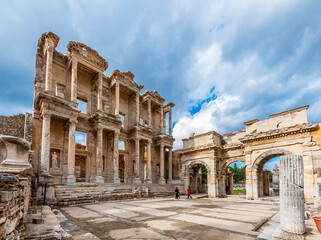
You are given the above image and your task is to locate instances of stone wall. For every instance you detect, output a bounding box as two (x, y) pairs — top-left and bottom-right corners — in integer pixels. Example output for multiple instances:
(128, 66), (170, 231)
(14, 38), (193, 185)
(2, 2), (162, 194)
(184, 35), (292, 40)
(0, 113), (33, 142)
(0, 173), (31, 239)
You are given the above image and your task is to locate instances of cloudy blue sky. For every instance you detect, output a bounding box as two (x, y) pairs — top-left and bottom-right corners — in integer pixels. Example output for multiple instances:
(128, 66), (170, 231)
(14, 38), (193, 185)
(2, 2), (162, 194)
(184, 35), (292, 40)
(1, 1), (321, 149)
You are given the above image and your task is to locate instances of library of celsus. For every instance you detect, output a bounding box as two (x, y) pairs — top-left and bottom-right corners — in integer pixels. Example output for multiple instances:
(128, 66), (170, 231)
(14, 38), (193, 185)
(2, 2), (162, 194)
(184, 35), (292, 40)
(32, 32), (176, 188)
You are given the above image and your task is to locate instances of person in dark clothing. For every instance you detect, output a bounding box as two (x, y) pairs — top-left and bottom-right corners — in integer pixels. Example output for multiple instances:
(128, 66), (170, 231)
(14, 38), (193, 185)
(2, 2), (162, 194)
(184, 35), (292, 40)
(187, 186), (193, 199)
(175, 187), (180, 199)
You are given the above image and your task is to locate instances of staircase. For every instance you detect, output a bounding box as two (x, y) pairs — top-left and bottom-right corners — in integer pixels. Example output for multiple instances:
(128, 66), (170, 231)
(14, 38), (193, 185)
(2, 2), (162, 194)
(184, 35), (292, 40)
(54, 183), (180, 206)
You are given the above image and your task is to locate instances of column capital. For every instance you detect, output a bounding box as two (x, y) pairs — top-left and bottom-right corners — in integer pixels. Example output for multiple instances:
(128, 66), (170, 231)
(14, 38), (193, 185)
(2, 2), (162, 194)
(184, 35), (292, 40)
(114, 131), (120, 137)
(70, 119), (78, 125)
(41, 111), (51, 119)
(135, 137), (141, 142)
(95, 125), (103, 131)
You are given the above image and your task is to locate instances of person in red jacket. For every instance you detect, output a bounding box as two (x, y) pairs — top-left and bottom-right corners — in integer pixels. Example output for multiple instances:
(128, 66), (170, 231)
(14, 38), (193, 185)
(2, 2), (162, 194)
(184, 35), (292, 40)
(187, 186), (192, 199)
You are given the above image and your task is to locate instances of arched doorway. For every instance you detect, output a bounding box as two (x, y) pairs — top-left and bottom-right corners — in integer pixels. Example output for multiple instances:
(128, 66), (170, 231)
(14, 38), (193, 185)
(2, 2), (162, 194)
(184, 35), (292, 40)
(188, 164), (207, 194)
(185, 161), (213, 196)
(221, 159), (246, 196)
(251, 149), (292, 199)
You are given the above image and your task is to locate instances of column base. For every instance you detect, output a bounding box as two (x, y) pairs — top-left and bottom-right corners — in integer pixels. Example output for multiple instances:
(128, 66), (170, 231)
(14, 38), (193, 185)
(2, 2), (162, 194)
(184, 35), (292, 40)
(113, 177), (121, 184)
(89, 175), (96, 183)
(39, 173), (54, 183)
(158, 178), (166, 185)
(65, 174), (76, 184)
(145, 179), (152, 184)
(96, 176), (105, 184)
(133, 178), (142, 185)
(167, 179), (173, 185)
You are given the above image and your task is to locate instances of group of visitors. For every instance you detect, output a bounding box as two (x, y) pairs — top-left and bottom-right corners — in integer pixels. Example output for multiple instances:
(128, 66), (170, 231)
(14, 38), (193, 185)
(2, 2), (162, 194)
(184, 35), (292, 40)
(175, 186), (193, 199)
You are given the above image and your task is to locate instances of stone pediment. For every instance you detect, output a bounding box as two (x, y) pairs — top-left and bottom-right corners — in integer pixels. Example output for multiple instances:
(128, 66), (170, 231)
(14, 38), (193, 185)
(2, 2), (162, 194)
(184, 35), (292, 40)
(142, 90), (165, 104)
(110, 69), (142, 92)
(67, 41), (108, 71)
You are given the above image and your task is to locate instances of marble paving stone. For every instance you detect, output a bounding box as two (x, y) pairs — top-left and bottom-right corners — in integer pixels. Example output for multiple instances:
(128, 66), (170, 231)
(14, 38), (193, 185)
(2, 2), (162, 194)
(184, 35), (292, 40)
(108, 227), (174, 240)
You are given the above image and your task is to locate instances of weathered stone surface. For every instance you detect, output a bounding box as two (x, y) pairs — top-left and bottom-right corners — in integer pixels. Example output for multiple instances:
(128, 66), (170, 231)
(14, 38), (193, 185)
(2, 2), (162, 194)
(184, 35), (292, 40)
(279, 154), (305, 234)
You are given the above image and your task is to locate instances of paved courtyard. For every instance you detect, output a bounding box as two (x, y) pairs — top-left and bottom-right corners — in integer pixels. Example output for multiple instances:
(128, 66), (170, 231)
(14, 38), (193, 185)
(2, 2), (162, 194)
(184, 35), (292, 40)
(58, 196), (279, 239)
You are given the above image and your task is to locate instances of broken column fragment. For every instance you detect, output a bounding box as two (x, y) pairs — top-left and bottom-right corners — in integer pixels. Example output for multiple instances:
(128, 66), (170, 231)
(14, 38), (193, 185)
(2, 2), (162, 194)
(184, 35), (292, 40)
(279, 154), (305, 234)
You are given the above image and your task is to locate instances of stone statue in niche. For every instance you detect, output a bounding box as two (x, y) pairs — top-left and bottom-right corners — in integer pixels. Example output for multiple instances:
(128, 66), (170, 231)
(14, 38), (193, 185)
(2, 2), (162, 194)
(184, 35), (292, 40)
(156, 164), (160, 176)
(51, 151), (59, 169)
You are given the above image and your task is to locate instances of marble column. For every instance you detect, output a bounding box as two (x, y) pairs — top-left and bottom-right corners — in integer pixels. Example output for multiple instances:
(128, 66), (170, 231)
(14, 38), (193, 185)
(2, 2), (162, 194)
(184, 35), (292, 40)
(160, 105), (164, 133)
(169, 110), (172, 135)
(97, 72), (103, 111)
(71, 58), (78, 102)
(95, 126), (104, 184)
(168, 147), (173, 182)
(66, 119), (77, 183)
(222, 175), (226, 195)
(146, 140), (152, 184)
(159, 143), (165, 184)
(280, 154), (305, 234)
(148, 98), (152, 127)
(113, 132), (120, 184)
(115, 82), (119, 116)
(133, 138), (141, 184)
(136, 92), (140, 124)
(45, 46), (54, 93)
(40, 112), (51, 176)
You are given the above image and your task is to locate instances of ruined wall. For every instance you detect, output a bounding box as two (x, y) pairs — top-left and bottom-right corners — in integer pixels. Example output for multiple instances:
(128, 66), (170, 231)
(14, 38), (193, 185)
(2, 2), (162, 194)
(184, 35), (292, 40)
(0, 174), (31, 239)
(0, 114), (25, 139)
(0, 113), (33, 142)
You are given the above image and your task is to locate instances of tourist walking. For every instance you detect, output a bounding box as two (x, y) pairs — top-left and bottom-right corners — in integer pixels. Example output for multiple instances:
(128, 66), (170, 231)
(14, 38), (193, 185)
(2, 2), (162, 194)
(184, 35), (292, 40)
(187, 186), (193, 199)
(175, 187), (180, 199)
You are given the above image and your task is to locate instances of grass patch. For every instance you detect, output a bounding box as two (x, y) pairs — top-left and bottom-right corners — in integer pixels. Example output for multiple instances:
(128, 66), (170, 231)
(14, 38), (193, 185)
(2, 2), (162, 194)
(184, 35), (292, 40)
(233, 189), (246, 195)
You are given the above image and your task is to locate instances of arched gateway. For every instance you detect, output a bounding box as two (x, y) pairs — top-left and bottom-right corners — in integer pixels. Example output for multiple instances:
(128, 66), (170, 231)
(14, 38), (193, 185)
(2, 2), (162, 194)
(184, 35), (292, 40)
(175, 105), (321, 202)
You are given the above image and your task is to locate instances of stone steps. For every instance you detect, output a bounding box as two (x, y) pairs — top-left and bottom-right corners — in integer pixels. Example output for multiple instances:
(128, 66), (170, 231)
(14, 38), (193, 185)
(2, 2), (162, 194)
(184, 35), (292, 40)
(54, 183), (180, 205)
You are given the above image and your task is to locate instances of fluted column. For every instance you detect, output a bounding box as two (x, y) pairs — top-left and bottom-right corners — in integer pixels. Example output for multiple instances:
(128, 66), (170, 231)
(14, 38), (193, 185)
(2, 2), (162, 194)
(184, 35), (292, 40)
(160, 105), (164, 133)
(113, 132), (120, 184)
(66, 119), (77, 183)
(280, 154), (305, 234)
(71, 58), (78, 102)
(168, 147), (173, 181)
(148, 98), (151, 127)
(45, 46), (54, 93)
(136, 92), (140, 124)
(40, 112), (51, 176)
(97, 72), (103, 111)
(95, 126), (104, 184)
(146, 140), (152, 184)
(115, 82), (119, 116)
(159, 143), (165, 184)
(133, 137), (141, 184)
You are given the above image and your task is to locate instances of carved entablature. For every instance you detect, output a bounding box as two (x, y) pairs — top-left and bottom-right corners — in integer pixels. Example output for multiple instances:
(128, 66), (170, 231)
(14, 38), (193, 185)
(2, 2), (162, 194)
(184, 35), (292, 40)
(109, 69), (143, 93)
(37, 32), (60, 54)
(141, 90), (165, 106)
(164, 102), (175, 113)
(67, 41), (108, 71)
(239, 123), (319, 143)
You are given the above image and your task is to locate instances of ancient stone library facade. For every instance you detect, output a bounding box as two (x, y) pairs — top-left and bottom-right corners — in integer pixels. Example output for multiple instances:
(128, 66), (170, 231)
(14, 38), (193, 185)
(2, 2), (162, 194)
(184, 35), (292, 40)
(32, 32), (176, 187)
(0, 31), (321, 208)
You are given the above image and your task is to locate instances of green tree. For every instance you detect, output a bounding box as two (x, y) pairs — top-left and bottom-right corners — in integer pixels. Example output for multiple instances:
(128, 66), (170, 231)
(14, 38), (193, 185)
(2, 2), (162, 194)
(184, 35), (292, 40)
(228, 163), (246, 183)
(201, 165), (207, 180)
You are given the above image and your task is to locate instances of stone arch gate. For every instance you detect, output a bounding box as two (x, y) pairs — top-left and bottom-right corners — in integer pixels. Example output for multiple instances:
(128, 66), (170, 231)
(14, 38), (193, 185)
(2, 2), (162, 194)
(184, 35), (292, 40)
(176, 106), (321, 202)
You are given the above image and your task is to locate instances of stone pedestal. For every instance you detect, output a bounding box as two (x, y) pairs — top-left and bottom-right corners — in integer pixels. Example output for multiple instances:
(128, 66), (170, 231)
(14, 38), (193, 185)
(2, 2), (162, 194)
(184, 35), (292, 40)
(133, 178), (142, 185)
(279, 154), (305, 234)
(95, 176), (104, 184)
(145, 179), (152, 184)
(114, 177), (121, 184)
(158, 178), (166, 185)
(37, 174), (56, 205)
